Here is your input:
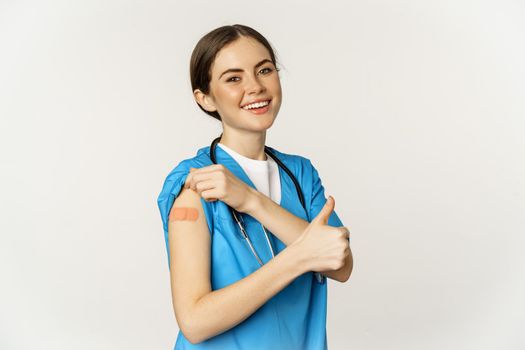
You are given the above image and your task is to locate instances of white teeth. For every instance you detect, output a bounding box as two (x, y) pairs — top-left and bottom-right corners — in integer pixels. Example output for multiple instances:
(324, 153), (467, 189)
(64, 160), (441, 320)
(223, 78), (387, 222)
(242, 100), (270, 110)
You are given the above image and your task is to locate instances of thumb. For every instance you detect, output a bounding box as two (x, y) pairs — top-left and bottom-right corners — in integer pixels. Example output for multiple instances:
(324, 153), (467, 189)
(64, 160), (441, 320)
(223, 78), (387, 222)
(311, 195), (335, 225)
(184, 168), (197, 188)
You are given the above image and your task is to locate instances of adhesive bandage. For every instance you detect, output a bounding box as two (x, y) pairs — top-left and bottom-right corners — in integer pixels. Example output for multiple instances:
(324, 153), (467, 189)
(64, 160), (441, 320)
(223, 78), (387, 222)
(169, 207), (199, 222)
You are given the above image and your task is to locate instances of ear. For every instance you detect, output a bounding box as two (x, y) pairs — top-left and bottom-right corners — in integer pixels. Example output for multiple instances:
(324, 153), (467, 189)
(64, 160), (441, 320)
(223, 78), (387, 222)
(194, 89), (217, 112)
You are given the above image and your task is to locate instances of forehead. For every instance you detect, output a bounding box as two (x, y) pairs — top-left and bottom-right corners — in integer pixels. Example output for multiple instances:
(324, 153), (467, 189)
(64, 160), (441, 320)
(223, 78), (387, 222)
(211, 37), (271, 76)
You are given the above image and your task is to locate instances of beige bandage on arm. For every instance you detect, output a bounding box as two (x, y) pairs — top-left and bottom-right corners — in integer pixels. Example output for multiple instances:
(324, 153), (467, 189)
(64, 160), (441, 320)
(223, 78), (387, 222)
(169, 207), (199, 222)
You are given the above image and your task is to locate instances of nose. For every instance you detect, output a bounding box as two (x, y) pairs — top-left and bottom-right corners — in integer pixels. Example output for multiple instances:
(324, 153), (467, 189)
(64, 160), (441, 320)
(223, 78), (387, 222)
(245, 74), (266, 94)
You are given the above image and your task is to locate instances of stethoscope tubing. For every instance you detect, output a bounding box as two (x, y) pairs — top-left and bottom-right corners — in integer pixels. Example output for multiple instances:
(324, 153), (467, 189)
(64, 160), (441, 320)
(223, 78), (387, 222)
(209, 134), (325, 283)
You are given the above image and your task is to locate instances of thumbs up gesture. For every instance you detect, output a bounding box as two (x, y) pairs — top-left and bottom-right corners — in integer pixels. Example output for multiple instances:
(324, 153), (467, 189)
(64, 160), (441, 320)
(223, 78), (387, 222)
(291, 196), (351, 273)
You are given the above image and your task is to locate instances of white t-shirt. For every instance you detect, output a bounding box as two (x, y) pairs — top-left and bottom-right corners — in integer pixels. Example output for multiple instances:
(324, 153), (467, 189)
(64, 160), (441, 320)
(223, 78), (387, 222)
(217, 143), (281, 205)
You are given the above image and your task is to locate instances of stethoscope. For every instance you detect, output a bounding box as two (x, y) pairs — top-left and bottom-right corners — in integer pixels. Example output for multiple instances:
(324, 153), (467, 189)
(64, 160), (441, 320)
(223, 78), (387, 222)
(209, 135), (325, 284)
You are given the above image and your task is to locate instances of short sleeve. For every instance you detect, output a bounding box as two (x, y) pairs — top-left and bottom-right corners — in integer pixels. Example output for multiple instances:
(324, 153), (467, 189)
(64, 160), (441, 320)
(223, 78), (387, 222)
(307, 159), (344, 228)
(157, 164), (214, 267)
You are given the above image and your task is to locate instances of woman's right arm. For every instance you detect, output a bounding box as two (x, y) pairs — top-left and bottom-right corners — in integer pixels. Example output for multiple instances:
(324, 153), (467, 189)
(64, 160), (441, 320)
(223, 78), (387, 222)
(168, 186), (306, 344)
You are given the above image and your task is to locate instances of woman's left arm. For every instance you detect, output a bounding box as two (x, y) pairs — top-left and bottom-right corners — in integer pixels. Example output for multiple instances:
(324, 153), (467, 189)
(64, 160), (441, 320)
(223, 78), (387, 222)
(243, 189), (353, 283)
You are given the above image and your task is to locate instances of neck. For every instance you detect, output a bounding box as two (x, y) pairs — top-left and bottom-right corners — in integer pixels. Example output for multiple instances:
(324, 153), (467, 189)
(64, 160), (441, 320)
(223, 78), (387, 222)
(219, 128), (267, 161)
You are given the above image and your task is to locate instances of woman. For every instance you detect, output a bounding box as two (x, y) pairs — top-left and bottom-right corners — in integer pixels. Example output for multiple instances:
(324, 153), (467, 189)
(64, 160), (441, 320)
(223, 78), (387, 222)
(157, 24), (353, 349)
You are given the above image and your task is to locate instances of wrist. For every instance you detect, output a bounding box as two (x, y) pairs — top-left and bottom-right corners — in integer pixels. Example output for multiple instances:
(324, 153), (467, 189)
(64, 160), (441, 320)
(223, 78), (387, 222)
(242, 187), (264, 215)
(282, 242), (309, 276)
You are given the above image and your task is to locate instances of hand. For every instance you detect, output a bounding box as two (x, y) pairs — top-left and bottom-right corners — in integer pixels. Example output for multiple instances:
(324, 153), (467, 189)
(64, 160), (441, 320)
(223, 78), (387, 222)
(291, 196), (351, 273)
(183, 164), (258, 213)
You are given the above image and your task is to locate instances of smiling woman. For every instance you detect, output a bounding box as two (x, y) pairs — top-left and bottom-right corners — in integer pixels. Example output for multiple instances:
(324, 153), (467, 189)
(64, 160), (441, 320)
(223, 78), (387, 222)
(157, 24), (352, 350)
(192, 35), (283, 146)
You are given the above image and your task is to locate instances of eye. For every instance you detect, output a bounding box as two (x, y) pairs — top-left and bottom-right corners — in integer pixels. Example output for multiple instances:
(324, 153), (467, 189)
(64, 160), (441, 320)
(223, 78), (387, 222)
(226, 76), (240, 82)
(225, 67), (274, 83)
(259, 67), (273, 74)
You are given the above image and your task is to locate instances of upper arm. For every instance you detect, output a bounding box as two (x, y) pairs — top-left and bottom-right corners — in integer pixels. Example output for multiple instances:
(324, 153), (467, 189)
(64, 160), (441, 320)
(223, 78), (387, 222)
(167, 186), (211, 334)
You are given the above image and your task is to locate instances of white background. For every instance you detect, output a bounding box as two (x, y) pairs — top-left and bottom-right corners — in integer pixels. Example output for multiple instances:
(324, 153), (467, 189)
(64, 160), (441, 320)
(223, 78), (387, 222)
(1, 0), (524, 349)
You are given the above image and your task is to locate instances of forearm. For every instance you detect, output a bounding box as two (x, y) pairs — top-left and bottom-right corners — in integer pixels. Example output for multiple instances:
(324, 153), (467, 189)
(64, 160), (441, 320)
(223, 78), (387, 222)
(185, 245), (305, 344)
(244, 189), (352, 282)
(244, 189), (308, 246)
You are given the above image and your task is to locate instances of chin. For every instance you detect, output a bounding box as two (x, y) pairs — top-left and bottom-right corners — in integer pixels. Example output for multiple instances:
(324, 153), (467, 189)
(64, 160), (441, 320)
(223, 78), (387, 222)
(255, 114), (277, 128)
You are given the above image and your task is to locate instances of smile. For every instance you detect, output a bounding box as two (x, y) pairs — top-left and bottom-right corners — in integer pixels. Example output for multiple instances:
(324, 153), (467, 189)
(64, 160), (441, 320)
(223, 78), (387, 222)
(241, 99), (271, 110)
(241, 99), (271, 115)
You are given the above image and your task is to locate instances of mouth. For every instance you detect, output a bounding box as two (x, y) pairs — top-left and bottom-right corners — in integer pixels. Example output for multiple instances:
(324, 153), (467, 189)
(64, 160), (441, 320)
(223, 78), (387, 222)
(240, 99), (272, 115)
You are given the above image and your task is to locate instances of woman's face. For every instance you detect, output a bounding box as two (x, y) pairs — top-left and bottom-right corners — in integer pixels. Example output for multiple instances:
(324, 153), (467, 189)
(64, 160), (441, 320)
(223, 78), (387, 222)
(196, 36), (282, 134)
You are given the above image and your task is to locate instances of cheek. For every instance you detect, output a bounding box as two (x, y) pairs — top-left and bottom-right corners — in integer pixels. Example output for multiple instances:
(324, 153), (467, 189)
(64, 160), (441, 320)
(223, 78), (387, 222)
(268, 78), (282, 96)
(223, 93), (244, 110)
(222, 87), (242, 100)
(270, 83), (282, 105)
(214, 87), (242, 106)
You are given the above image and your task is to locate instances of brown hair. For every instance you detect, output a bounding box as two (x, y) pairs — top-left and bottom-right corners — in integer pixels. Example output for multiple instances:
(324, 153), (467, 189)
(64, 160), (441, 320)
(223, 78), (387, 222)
(189, 24), (282, 121)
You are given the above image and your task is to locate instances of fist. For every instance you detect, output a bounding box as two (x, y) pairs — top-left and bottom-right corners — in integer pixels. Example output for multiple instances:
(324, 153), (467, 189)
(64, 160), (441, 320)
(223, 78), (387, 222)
(183, 164), (258, 213)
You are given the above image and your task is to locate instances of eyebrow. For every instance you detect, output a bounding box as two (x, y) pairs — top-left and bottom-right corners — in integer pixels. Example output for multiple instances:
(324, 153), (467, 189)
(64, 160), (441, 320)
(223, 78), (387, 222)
(218, 58), (274, 80)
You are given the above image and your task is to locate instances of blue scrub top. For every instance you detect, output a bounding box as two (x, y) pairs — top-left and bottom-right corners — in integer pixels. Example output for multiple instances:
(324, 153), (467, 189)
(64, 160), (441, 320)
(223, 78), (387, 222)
(157, 145), (345, 350)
